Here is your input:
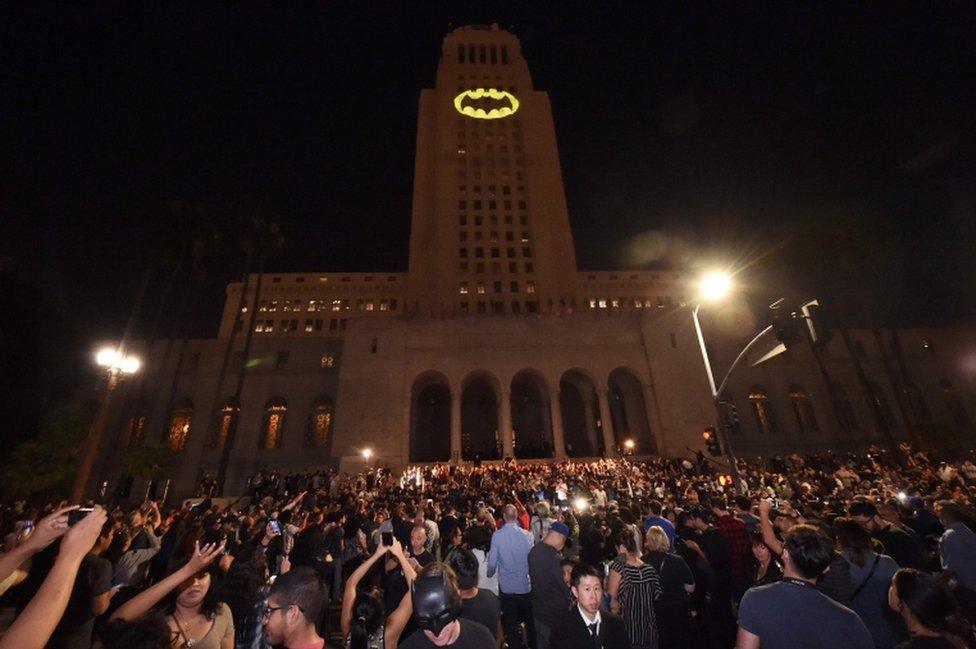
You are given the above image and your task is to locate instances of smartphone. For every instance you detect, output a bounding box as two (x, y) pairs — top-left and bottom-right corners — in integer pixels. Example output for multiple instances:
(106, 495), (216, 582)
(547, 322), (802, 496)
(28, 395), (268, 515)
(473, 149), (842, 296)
(68, 507), (94, 527)
(770, 498), (780, 511)
(382, 531), (394, 546)
(268, 520), (281, 535)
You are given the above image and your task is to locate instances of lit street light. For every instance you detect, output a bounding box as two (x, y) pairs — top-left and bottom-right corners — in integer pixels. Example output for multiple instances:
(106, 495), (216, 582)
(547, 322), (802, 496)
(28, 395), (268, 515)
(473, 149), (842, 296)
(361, 448), (373, 460)
(691, 271), (741, 486)
(623, 439), (635, 455)
(70, 346), (142, 503)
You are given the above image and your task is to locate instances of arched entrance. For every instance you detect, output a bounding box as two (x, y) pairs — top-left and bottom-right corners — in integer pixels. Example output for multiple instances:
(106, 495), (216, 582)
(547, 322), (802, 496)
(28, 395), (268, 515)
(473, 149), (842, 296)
(462, 372), (500, 461)
(410, 372), (451, 462)
(559, 369), (599, 457)
(511, 370), (553, 459)
(608, 368), (656, 454)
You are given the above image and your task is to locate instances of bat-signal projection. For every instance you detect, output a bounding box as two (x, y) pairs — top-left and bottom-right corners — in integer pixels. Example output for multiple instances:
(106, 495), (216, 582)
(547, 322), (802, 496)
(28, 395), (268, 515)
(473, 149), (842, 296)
(453, 88), (520, 120)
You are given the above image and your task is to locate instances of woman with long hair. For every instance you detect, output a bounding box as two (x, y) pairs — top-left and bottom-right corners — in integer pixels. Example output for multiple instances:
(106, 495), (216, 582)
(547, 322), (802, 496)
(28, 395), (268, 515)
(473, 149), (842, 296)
(888, 568), (970, 648)
(607, 529), (662, 649)
(464, 525), (497, 596)
(111, 541), (234, 649)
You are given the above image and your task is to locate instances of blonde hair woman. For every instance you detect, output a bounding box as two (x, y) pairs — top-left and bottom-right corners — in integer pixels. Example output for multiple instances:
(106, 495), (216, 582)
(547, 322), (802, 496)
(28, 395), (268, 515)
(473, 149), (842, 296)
(644, 525), (696, 648)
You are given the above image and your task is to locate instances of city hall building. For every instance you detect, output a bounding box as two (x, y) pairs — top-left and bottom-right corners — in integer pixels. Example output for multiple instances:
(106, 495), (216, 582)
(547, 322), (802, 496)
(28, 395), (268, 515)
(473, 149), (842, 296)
(99, 25), (976, 497)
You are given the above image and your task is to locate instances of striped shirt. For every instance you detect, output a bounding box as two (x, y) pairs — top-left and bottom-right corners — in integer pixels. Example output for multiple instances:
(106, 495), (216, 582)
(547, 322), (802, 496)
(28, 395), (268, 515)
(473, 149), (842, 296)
(611, 557), (662, 648)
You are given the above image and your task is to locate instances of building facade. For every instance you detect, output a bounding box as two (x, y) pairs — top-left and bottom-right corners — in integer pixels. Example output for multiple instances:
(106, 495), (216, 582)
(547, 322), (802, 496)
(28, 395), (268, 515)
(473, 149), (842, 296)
(98, 25), (976, 498)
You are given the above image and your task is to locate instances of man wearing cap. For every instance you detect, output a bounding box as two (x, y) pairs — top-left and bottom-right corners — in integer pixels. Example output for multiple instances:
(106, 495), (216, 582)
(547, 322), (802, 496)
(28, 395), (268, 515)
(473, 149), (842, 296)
(527, 521), (572, 649)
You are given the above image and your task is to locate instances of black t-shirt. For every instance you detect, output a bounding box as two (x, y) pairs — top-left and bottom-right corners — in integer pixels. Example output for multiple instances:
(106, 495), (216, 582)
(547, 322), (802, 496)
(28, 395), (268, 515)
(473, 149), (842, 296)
(48, 554), (113, 649)
(398, 619), (495, 649)
(877, 524), (925, 569)
(461, 590), (501, 639)
(738, 580), (875, 649)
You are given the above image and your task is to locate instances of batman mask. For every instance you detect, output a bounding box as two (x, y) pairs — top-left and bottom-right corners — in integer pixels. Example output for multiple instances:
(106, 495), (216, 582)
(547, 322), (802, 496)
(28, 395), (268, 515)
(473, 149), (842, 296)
(412, 571), (462, 636)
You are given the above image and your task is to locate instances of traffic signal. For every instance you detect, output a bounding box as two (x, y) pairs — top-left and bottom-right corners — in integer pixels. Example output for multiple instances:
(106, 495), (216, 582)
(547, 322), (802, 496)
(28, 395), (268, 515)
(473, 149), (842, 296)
(703, 427), (722, 456)
(771, 309), (802, 346)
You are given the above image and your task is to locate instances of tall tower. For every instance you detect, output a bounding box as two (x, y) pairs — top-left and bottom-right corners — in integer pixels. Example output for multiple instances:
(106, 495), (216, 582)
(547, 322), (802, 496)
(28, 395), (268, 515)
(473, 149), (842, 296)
(407, 24), (578, 317)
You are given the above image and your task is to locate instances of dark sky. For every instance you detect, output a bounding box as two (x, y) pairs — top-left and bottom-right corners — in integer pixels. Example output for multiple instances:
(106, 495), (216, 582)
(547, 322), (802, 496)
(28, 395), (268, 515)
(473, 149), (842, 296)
(4, 3), (976, 340)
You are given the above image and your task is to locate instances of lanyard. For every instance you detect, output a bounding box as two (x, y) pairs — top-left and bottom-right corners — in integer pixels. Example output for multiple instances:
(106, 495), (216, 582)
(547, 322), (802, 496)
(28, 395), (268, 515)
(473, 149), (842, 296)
(782, 577), (816, 589)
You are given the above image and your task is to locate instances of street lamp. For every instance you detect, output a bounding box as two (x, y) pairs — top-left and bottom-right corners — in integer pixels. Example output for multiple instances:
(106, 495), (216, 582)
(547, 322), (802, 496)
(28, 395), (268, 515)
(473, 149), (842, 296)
(691, 271), (741, 486)
(361, 448), (373, 460)
(70, 345), (142, 503)
(623, 439), (635, 455)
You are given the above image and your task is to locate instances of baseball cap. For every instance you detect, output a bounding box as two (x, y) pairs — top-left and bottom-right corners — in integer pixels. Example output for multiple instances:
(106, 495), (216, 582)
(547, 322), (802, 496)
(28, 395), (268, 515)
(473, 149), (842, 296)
(550, 522), (570, 537)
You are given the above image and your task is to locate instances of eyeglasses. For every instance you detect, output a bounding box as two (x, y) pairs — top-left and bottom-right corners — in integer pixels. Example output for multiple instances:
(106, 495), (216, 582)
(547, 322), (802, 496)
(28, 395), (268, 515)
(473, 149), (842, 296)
(262, 605), (285, 621)
(262, 604), (303, 620)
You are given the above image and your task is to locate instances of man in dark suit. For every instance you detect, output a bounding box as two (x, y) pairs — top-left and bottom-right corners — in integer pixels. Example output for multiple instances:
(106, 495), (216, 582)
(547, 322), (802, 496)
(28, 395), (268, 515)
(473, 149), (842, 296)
(549, 563), (631, 649)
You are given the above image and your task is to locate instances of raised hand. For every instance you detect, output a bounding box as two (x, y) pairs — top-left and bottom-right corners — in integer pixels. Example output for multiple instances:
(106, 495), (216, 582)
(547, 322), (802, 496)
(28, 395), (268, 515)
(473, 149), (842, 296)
(185, 540), (226, 573)
(59, 506), (107, 562)
(24, 505), (78, 551)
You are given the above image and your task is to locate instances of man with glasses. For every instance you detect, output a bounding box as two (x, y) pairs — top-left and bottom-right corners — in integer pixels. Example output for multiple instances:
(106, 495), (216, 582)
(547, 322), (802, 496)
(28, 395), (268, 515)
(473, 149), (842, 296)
(262, 567), (325, 649)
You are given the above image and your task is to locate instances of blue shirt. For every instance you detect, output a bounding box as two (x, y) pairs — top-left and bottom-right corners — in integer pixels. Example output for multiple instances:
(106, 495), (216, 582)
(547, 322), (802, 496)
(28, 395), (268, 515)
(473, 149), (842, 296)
(643, 516), (675, 550)
(487, 522), (534, 594)
(941, 521), (976, 590)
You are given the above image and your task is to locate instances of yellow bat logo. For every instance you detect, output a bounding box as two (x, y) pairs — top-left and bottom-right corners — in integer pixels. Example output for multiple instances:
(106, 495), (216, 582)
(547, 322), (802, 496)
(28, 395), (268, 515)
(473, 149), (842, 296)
(453, 88), (520, 120)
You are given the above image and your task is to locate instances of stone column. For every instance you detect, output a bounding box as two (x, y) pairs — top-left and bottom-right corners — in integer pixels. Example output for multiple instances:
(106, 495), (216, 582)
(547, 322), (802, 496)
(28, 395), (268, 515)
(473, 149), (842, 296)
(500, 390), (513, 459)
(597, 389), (617, 457)
(583, 394), (599, 454)
(549, 390), (567, 460)
(450, 390), (462, 463)
(643, 384), (661, 453)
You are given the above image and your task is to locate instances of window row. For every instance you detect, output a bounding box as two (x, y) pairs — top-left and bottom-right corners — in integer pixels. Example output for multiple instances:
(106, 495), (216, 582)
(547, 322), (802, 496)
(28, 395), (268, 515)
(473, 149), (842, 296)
(459, 261), (534, 274)
(745, 380), (972, 435)
(459, 230), (531, 243)
(459, 247), (532, 259)
(158, 397), (335, 452)
(586, 296), (684, 310)
(459, 214), (529, 226)
(457, 42), (509, 65)
(250, 318), (347, 334)
(458, 168), (524, 182)
(459, 300), (539, 315)
(459, 280), (535, 295)
(254, 298), (398, 313)
(458, 199), (528, 211)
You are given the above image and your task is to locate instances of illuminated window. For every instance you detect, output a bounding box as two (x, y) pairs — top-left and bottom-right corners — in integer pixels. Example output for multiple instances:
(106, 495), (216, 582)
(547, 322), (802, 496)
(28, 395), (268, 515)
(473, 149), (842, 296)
(306, 397), (334, 448)
(122, 407), (148, 450)
(526, 281), (535, 294)
(269, 300), (278, 312)
(588, 298), (597, 309)
(789, 386), (819, 432)
(611, 298), (620, 308)
(598, 299), (607, 309)
(634, 298), (643, 308)
(460, 282), (469, 295)
(211, 398), (239, 448)
(379, 299), (389, 311)
(365, 300), (375, 311)
(476, 282), (486, 295)
(521, 232), (530, 243)
(258, 300), (268, 312)
(749, 388), (776, 434)
(167, 399), (193, 451)
(259, 399), (287, 449)
(304, 319), (314, 332)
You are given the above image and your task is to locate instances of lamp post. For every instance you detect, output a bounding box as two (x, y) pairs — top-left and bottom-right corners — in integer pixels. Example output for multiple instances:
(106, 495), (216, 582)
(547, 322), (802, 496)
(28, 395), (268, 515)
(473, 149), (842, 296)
(691, 272), (742, 487)
(71, 346), (141, 503)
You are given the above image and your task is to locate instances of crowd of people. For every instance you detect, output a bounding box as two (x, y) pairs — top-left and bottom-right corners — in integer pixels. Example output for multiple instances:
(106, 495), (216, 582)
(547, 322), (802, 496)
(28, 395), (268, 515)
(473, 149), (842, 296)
(2, 445), (976, 648)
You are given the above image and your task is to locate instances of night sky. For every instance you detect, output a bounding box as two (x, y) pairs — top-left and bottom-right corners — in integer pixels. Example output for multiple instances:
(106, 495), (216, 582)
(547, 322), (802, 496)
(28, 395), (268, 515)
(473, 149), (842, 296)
(4, 3), (976, 343)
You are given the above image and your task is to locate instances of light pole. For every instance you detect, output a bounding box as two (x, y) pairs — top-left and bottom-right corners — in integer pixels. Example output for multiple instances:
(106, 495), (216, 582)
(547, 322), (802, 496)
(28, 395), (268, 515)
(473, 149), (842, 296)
(71, 346), (141, 503)
(691, 272), (743, 487)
